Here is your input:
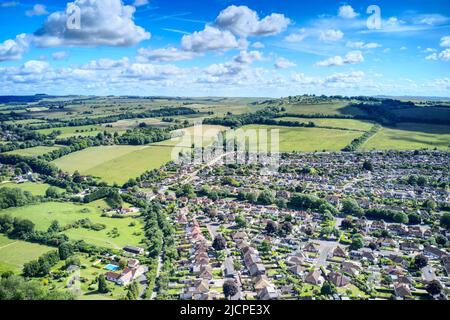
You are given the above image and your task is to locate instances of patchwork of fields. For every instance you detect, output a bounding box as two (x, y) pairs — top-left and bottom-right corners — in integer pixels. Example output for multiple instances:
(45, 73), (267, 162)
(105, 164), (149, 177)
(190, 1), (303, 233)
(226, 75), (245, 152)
(0, 201), (145, 249)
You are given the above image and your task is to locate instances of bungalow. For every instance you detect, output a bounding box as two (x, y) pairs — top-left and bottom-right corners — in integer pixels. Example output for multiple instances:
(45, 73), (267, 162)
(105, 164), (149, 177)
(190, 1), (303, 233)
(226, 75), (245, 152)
(258, 285), (279, 300)
(341, 261), (362, 276)
(303, 242), (319, 253)
(424, 245), (448, 259)
(328, 272), (350, 287)
(199, 265), (213, 280)
(249, 262), (266, 277)
(332, 246), (347, 258)
(400, 241), (422, 252)
(181, 279), (210, 300)
(289, 264), (306, 276)
(304, 269), (324, 285)
(223, 257), (236, 278)
(253, 275), (272, 291)
(378, 238), (398, 248)
(393, 282), (412, 298)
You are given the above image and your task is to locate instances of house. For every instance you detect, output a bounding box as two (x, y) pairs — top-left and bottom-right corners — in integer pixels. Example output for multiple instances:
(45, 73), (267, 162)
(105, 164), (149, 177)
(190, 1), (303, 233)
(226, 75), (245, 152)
(123, 246), (144, 255)
(253, 275), (272, 291)
(304, 269), (324, 285)
(289, 264), (306, 276)
(118, 268), (134, 285)
(181, 279), (210, 300)
(223, 257), (236, 278)
(249, 262), (266, 277)
(424, 245), (448, 259)
(341, 261), (361, 276)
(394, 282), (412, 298)
(332, 246), (347, 258)
(359, 249), (378, 263)
(328, 272), (350, 287)
(105, 272), (121, 283)
(128, 258), (140, 269)
(378, 238), (398, 248)
(258, 285), (279, 300)
(400, 241), (422, 252)
(199, 265), (213, 280)
(303, 242), (319, 253)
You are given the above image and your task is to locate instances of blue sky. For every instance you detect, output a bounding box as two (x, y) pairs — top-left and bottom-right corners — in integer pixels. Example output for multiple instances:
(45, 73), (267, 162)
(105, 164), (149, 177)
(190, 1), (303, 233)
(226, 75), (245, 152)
(0, 0), (449, 97)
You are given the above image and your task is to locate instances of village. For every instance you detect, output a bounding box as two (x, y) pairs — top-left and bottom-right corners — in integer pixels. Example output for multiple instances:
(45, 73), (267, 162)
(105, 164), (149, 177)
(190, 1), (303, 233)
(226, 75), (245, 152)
(136, 150), (449, 300)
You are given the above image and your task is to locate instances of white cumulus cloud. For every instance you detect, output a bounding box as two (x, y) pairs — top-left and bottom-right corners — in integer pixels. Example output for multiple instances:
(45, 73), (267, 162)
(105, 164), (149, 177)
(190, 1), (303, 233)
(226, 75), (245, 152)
(316, 51), (364, 67)
(0, 33), (30, 61)
(215, 5), (290, 37)
(338, 5), (358, 19)
(181, 26), (239, 52)
(33, 0), (150, 47)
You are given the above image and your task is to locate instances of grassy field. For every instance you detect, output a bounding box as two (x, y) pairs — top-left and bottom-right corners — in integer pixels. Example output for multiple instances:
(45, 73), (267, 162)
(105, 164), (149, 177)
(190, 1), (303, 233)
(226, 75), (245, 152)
(104, 117), (172, 130)
(0, 234), (54, 273)
(361, 123), (450, 151)
(36, 125), (122, 139)
(4, 145), (61, 157)
(282, 102), (367, 117)
(52, 145), (180, 184)
(1, 181), (64, 196)
(239, 125), (363, 152)
(277, 117), (374, 131)
(153, 124), (228, 148)
(0, 201), (145, 249)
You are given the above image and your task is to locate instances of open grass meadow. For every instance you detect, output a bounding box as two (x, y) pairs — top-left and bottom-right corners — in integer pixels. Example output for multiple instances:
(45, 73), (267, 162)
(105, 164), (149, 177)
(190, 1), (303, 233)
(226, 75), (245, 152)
(103, 117), (172, 130)
(282, 101), (368, 117)
(52, 144), (180, 185)
(1, 181), (64, 196)
(4, 145), (61, 157)
(0, 234), (54, 273)
(36, 124), (123, 139)
(276, 117), (374, 131)
(361, 122), (450, 151)
(153, 124), (228, 148)
(0, 200), (145, 249)
(239, 125), (363, 152)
